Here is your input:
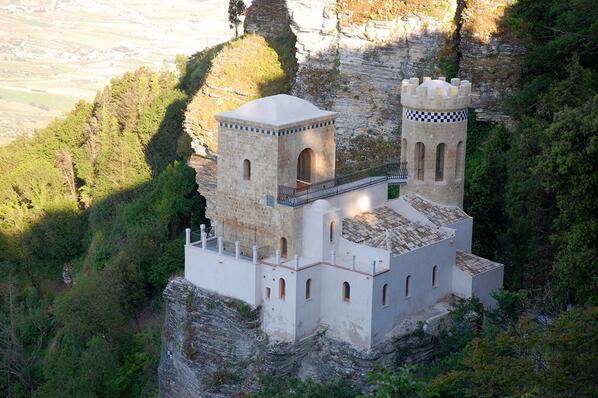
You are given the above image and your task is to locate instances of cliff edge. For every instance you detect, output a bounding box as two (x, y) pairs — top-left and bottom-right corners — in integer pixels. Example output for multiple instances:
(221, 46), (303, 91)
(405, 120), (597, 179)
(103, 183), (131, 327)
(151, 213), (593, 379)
(159, 277), (436, 397)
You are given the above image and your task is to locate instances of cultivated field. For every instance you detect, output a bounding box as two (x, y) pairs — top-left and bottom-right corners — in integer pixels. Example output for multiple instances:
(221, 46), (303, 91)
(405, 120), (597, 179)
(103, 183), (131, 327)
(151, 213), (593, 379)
(0, 0), (237, 144)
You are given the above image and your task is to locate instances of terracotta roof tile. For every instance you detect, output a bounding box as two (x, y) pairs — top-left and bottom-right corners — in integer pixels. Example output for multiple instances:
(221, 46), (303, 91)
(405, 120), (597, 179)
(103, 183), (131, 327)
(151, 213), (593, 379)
(403, 194), (469, 226)
(342, 207), (448, 255)
(455, 250), (502, 276)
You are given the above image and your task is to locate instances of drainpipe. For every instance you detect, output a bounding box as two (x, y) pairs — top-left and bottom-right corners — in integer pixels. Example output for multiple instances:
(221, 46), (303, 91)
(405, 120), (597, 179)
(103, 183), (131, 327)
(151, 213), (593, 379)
(235, 241), (240, 259)
(252, 245), (258, 265)
(294, 255), (299, 270)
(218, 237), (223, 255)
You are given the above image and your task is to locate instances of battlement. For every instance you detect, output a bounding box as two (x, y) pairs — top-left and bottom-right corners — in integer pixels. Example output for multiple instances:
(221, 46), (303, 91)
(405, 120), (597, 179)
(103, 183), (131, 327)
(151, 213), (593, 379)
(401, 77), (472, 111)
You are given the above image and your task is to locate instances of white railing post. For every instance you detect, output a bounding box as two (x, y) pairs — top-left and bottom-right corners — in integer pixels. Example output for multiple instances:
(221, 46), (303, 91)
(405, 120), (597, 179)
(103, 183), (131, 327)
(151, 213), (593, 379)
(294, 255), (299, 270)
(275, 250), (280, 265)
(235, 241), (240, 259)
(200, 223), (205, 235)
(185, 228), (191, 246)
(330, 250), (336, 265)
(352, 255), (356, 271)
(201, 232), (207, 251)
(252, 245), (258, 265)
(218, 237), (223, 255)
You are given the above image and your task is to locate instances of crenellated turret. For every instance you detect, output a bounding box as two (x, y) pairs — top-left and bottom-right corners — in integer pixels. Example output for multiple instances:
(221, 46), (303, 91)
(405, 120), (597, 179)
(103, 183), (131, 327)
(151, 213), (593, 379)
(400, 76), (472, 207)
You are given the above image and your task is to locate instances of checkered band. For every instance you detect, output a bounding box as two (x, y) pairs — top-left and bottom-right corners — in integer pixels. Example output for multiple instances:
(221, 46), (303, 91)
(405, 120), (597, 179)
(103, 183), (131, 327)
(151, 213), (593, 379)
(404, 108), (467, 123)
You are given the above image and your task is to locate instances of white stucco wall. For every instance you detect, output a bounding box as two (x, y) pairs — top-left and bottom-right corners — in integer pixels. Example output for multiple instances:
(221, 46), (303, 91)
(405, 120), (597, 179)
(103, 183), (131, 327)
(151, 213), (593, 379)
(260, 264), (298, 341)
(326, 181), (388, 218)
(294, 265), (322, 340)
(472, 266), (504, 309)
(318, 265), (374, 348)
(302, 202), (341, 261)
(185, 244), (259, 306)
(370, 238), (454, 345)
(451, 266), (473, 299)
(446, 218), (473, 252)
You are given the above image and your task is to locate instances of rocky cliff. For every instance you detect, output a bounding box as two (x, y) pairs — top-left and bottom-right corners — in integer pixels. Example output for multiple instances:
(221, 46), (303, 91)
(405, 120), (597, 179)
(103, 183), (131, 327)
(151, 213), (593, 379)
(159, 277), (436, 397)
(185, 0), (524, 155)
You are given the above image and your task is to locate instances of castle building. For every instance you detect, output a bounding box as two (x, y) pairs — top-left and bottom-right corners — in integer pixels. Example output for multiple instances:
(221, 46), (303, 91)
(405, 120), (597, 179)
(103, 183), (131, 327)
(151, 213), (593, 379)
(184, 77), (504, 349)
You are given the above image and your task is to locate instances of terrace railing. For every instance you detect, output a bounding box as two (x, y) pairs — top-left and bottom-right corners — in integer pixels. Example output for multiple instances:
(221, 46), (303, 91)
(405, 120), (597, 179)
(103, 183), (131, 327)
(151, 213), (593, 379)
(278, 161), (408, 207)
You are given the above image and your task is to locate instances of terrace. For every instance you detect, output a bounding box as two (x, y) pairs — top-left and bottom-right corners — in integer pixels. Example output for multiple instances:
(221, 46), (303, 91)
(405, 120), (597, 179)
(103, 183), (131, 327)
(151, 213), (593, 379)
(277, 161), (408, 207)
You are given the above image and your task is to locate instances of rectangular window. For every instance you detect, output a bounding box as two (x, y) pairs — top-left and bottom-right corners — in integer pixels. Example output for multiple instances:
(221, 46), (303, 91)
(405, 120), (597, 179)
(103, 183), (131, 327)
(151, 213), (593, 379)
(266, 287), (271, 299)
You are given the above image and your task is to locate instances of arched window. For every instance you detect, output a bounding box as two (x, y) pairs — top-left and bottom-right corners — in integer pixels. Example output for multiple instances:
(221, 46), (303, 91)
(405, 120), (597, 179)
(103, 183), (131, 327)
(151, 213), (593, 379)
(455, 141), (464, 179)
(297, 148), (314, 184)
(382, 283), (389, 306)
(279, 278), (286, 300)
(405, 275), (411, 297)
(401, 138), (408, 160)
(342, 281), (350, 302)
(432, 265), (438, 287)
(280, 237), (288, 258)
(329, 221), (335, 243)
(243, 159), (251, 180)
(435, 143), (445, 181)
(415, 142), (425, 181)
(306, 278), (312, 300)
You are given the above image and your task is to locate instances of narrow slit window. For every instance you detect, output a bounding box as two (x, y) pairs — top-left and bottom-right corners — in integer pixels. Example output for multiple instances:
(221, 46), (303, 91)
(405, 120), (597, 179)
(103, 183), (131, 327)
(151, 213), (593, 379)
(415, 142), (425, 181)
(306, 278), (312, 300)
(266, 287), (271, 299)
(343, 282), (351, 302)
(435, 143), (445, 181)
(329, 221), (335, 243)
(280, 237), (288, 258)
(279, 278), (286, 300)
(455, 141), (464, 179)
(243, 159), (251, 180)
(432, 266), (438, 287)
(405, 275), (411, 297)
(382, 283), (389, 306)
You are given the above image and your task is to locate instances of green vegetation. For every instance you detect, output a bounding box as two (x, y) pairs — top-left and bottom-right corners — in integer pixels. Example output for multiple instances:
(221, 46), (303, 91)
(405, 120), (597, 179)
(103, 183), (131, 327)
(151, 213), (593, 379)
(0, 63), (207, 397)
(0, 29), (297, 397)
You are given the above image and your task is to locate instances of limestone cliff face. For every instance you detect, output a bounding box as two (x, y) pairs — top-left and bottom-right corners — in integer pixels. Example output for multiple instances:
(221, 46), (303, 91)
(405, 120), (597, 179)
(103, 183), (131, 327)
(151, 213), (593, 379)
(159, 277), (435, 397)
(457, 0), (525, 125)
(287, 0), (460, 147)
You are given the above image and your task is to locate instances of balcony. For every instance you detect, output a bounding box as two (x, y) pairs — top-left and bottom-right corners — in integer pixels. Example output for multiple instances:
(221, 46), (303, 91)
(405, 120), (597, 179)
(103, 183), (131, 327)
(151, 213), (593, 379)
(277, 161), (408, 207)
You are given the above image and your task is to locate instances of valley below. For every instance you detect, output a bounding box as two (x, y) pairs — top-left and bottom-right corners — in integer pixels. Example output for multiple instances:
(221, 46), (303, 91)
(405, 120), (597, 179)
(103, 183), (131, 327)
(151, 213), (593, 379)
(0, 0), (236, 144)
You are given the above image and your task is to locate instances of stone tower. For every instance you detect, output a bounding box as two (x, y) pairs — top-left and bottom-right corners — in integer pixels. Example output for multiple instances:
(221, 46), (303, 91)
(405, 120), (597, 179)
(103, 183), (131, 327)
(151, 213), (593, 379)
(213, 94), (337, 256)
(400, 77), (472, 207)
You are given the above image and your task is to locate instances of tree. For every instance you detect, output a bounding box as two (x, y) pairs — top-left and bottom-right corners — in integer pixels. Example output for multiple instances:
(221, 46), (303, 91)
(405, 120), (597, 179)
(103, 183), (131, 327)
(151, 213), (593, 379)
(228, 0), (246, 39)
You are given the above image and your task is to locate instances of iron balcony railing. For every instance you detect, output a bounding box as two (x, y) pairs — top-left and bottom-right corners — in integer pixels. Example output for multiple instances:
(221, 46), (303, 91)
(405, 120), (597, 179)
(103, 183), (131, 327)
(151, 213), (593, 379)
(277, 161), (408, 207)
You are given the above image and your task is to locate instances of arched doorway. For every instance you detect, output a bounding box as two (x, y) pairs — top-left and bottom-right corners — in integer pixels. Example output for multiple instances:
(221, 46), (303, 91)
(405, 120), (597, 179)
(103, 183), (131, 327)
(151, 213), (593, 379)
(297, 148), (314, 188)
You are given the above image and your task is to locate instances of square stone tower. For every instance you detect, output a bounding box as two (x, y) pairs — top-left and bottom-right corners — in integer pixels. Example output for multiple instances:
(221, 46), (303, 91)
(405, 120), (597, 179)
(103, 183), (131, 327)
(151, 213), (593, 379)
(213, 94), (337, 257)
(400, 77), (472, 207)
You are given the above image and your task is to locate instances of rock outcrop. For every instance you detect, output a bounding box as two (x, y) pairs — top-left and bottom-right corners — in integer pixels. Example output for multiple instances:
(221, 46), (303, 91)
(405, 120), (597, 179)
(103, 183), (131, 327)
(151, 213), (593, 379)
(457, 0), (526, 125)
(159, 277), (436, 397)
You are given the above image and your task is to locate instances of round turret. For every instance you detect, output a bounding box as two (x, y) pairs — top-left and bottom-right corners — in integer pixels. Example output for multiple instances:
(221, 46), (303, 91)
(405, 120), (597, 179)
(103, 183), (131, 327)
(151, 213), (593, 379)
(400, 77), (472, 208)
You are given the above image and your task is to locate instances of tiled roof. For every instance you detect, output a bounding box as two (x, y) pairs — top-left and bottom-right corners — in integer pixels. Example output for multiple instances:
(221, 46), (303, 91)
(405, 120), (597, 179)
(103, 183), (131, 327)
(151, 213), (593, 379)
(455, 250), (502, 276)
(403, 194), (469, 226)
(342, 207), (448, 255)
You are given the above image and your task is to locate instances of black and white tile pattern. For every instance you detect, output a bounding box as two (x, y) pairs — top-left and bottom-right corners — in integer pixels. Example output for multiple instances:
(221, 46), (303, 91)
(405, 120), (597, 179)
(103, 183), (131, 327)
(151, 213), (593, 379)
(218, 119), (335, 136)
(404, 108), (467, 123)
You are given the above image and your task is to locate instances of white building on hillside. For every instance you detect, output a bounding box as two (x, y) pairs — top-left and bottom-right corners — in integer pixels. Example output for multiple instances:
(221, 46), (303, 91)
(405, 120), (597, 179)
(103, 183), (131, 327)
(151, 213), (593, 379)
(184, 77), (504, 349)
